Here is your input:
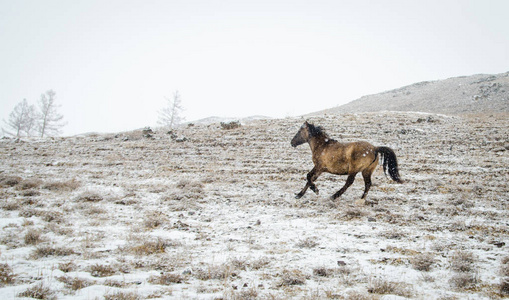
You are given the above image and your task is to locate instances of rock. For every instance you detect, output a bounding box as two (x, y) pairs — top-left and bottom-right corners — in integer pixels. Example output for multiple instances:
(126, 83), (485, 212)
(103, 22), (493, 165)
(355, 198), (366, 206)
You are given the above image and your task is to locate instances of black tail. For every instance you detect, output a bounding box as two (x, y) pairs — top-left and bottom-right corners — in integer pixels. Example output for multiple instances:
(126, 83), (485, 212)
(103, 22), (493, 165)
(376, 146), (403, 183)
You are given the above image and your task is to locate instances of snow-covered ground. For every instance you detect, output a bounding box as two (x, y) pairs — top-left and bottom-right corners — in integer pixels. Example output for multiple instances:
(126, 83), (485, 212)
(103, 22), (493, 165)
(0, 112), (508, 299)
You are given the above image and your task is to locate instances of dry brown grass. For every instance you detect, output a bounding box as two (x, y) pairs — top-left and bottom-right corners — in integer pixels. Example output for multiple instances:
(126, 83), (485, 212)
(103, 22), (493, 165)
(104, 290), (141, 300)
(24, 228), (42, 245)
(220, 120), (242, 130)
(250, 257), (272, 270)
(143, 211), (168, 229)
(312, 267), (335, 277)
(148, 272), (184, 285)
(367, 278), (413, 297)
(449, 250), (476, 273)
(18, 208), (64, 224)
(277, 269), (308, 287)
(0, 175), (22, 187)
(1, 112), (508, 299)
(1, 200), (20, 211)
(57, 261), (78, 273)
(17, 282), (56, 300)
(295, 237), (319, 249)
(42, 179), (81, 192)
(104, 279), (129, 288)
(501, 256), (509, 276)
(500, 277), (509, 295)
(194, 264), (237, 281)
(76, 190), (104, 202)
(125, 238), (180, 256)
(57, 275), (95, 291)
(89, 263), (116, 277)
(411, 252), (436, 271)
(30, 245), (75, 259)
(0, 263), (15, 286)
(16, 178), (43, 190)
(449, 272), (478, 290)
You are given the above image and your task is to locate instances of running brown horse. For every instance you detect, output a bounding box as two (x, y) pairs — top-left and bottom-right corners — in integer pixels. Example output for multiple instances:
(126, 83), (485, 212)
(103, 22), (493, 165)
(291, 121), (402, 200)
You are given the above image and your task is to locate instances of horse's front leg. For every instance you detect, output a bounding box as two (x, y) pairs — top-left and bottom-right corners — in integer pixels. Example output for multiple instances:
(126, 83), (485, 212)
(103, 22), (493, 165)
(332, 173), (356, 200)
(296, 167), (321, 199)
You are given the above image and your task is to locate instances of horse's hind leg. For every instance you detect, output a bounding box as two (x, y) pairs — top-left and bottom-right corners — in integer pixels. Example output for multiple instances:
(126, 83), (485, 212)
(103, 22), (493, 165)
(296, 167), (321, 199)
(332, 173), (356, 200)
(361, 172), (372, 199)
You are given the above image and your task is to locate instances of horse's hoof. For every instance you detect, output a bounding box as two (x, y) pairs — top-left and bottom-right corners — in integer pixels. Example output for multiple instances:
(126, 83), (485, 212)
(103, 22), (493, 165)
(295, 194), (303, 199)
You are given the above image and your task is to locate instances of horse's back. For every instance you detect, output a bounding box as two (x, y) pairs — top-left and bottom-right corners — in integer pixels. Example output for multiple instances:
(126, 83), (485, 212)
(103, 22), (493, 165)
(323, 141), (378, 175)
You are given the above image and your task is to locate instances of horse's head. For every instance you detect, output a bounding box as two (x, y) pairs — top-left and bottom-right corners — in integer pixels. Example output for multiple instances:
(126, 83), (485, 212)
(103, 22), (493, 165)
(291, 121), (311, 147)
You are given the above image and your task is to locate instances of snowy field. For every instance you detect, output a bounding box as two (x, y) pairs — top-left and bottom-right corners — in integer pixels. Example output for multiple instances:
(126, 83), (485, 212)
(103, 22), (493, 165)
(0, 111), (508, 299)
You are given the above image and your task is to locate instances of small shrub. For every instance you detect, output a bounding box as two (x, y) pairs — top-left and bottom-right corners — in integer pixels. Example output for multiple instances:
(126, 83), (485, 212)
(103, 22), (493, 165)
(104, 279), (128, 288)
(16, 178), (42, 190)
(449, 250), (475, 273)
(148, 272), (184, 285)
(449, 272), (478, 290)
(1, 200), (20, 211)
(228, 257), (248, 271)
(19, 209), (64, 223)
(43, 179), (81, 192)
(343, 291), (374, 300)
(76, 190), (104, 202)
(58, 261), (77, 273)
(501, 277), (509, 295)
(313, 267), (334, 277)
(296, 237), (319, 249)
(24, 229), (42, 245)
(40, 210), (64, 223)
(22, 189), (40, 197)
(501, 256), (509, 277)
(194, 264), (236, 281)
(224, 287), (259, 300)
(57, 275), (94, 291)
(31, 245), (75, 259)
(128, 238), (179, 256)
(277, 269), (308, 287)
(0, 176), (22, 187)
(220, 121), (241, 130)
(0, 263), (15, 286)
(17, 282), (56, 300)
(143, 212), (168, 229)
(368, 278), (413, 297)
(411, 252), (436, 271)
(176, 179), (204, 192)
(250, 257), (271, 270)
(343, 208), (364, 220)
(104, 290), (141, 300)
(89, 264), (116, 277)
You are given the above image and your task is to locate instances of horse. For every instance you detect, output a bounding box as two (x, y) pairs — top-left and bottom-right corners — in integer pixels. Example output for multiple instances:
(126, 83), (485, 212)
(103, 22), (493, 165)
(291, 121), (402, 201)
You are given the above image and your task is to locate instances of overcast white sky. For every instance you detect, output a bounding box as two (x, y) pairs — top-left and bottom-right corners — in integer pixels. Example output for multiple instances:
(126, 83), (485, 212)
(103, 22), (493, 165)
(1, 0), (508, 135)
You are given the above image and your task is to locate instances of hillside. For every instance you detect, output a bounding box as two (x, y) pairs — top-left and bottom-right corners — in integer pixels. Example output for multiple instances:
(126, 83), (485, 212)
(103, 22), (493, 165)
(312, 72), (509, 115)
(1, 112), (508, 299)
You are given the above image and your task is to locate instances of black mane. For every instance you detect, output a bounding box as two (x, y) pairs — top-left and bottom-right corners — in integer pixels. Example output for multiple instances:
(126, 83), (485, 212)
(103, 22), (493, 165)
(308, 123), (330, 139)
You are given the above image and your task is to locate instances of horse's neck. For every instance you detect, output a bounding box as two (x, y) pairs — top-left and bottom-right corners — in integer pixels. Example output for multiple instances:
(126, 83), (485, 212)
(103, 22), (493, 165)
(308, 136), (328, 153)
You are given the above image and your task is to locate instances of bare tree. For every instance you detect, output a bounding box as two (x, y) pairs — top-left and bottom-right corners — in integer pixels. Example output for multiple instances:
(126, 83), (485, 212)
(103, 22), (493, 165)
(37, 90), (65, 137)
(158, 90), (185, 129)
(3, 99), (36, 137)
